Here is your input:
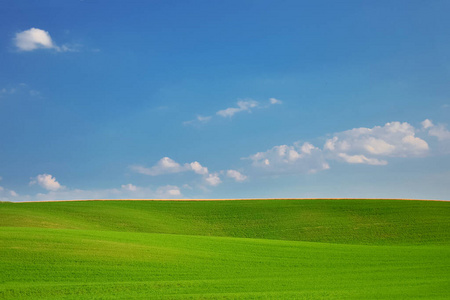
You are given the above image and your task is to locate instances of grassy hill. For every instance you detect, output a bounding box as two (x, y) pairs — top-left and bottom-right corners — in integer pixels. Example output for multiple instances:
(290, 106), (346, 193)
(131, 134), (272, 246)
(1, 199), (449, 299)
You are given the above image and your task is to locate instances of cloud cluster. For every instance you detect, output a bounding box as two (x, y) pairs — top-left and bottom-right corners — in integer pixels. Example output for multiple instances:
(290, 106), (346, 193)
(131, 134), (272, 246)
(226, 170), (247, 182)
(184, 98), (282, 125)
(14, 28), (75, 52)
(0, 177), (18, 201)
(248, 143), (330, 174)
(131, 157), (247, 187)
(324, 121), (429, 164)
(216, 100), (259, 118)
(130, 157), (210, 176)
(422, 119), (450, 141)
(248, 121), (433, 175)
(30, 174), (64, 191)
(2, 173), (183, 201)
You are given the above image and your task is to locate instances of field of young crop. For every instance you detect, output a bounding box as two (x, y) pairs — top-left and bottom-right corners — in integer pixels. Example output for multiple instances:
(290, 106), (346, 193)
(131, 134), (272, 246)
(1, 199), (449, 299)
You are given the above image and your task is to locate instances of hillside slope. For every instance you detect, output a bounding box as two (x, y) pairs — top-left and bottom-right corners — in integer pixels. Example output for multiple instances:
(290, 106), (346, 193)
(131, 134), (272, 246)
(1, 199), (449, 299)
(1, 199), (449, 245)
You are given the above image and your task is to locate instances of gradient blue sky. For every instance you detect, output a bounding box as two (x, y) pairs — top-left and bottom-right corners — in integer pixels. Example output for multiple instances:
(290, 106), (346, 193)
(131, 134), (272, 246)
(1, 0), (449, 201)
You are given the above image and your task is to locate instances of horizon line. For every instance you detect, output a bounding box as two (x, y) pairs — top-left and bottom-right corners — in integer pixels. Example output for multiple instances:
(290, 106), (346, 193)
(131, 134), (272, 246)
(9, 197), (450, 203)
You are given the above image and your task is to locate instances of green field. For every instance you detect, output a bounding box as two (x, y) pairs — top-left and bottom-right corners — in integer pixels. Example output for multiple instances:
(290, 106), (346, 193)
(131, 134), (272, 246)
(1, 199), (449, 299)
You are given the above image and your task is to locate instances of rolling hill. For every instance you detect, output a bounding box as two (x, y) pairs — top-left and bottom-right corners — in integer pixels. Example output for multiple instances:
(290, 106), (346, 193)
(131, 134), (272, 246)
(1, 199), (449, 299)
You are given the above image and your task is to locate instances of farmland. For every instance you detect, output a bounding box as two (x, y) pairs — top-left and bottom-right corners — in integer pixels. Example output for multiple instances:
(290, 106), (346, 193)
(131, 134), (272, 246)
(1, 199), (449, 299)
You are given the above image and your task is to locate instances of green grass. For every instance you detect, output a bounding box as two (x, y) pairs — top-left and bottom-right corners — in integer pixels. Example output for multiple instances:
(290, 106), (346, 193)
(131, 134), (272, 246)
(1, 199), (449, 299)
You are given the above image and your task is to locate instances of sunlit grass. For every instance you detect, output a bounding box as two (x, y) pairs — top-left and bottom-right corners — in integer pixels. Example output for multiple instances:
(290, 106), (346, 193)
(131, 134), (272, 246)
(1, 199), (449, 299)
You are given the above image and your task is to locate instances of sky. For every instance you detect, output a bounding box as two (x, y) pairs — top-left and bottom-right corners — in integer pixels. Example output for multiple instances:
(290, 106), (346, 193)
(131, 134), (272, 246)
(0, 0), (449, 201)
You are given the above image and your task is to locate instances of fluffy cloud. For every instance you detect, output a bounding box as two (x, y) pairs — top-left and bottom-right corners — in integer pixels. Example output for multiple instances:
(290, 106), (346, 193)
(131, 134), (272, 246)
(337, 153), (387, 165)
(226, 170), (247, 182)
(15, 28), (55, 51)
(30, 174), (64, 191)
(247, 120), (435, 176)
(130, 157), (210, 176)
(131, 157), (221, 186)
(130, 157), (184, 176)
(217, 100), (259, 118)
(269, 98), (282, 104)
(156, 185), (181, 197)
(422, 119), (450, 141)
(188, 161), (209, 175)
(324, 121), (429, 161)
(248, 142), (330, 175)
(205, 173), (221, 186)
(121, 183), (137, 191)
(14, 28), (75, 52)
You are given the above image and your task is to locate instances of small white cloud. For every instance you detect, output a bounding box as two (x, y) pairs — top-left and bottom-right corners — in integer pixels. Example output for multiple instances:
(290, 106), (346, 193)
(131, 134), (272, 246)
(183, 115), (212, 126)
(121, 183), (137, 192)
(217, 100), (259, 117)
(226, 170), (247, 182)
(188, 161), (209, 175)
(14, 28), (76, 52)
(269, 98), (282, 105)
(131, 157), (211, 177)
(422, 119), (434, 129)
(15, 28), (55, 51)
(248, 143), (329, 175)
(338, 153), (387, 165)
(205, 173), (221, 186)
(30, 174), (64, 191)
(423, 120), (450, 141)
(0, 184), (19, 202)
(130, 157), (184, 176)
(156, 185), (181, 197)
(429, 125), (450, 141)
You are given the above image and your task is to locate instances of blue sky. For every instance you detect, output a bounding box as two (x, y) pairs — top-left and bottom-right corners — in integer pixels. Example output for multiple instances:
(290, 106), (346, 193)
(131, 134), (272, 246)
(1, 0), (449, 201)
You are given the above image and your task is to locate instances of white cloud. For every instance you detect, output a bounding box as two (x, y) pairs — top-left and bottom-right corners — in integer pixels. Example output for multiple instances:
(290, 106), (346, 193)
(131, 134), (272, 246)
(226, 170), (247, 182)
(121, 183), (137, 191)
(12, 183), (184, 202)
(429, 125), (450, 141)
(156, 185), (181, 197)
(131, 157), (210, 177)
(0, 179), (19, 201)
(216, 100), (259, 117)
(14, 28), (76, 52)
(422, 119), (450, 141)
(15, 28), (55, 51)
(338, 153), (387, 165)
(269, 97), (282, 104)
(188, 161), (209, 175)
(324, 121), (429, 161)
(30, 174), (64, 191)
(205, 173), (221, 186)
(131, 157), (222, 187)
(421, 119), (434, 129)
(183, 115), (212, 126)
(130, 157), (185, 176)
(248, 142), (329, 175)
(247, 120), (436, 176)
(186, 98), (282, 125)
